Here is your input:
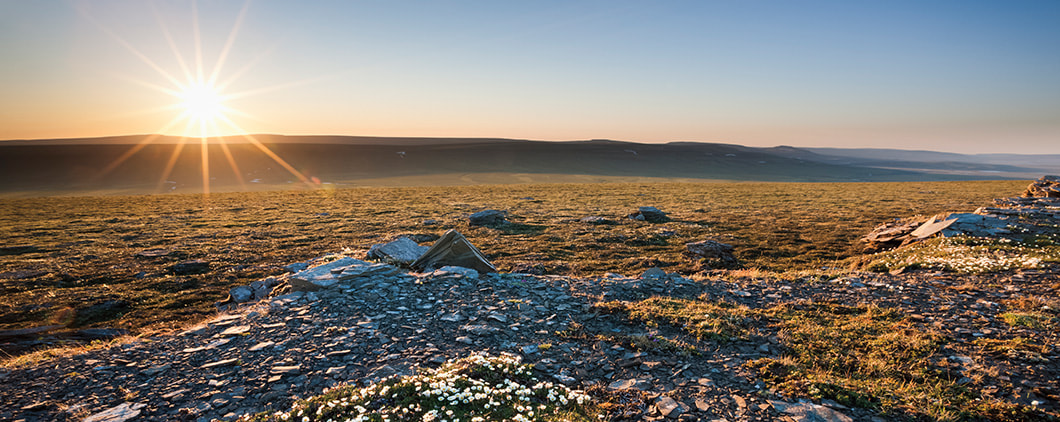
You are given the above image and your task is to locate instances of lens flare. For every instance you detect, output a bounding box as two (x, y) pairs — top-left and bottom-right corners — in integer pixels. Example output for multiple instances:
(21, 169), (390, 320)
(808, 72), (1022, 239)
(179, 82), (225, 124)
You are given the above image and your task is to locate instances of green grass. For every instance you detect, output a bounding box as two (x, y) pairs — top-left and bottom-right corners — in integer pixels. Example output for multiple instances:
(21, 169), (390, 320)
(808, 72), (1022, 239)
(1000, 312), (1058, 330)
(601, 297), (1051, 421)
(0, 180), (1025, 338)
(238, 353), (598, 422)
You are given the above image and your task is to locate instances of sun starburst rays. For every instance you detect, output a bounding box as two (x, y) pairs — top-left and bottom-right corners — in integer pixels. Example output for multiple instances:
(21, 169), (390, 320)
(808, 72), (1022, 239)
(83, 0), (318, 196)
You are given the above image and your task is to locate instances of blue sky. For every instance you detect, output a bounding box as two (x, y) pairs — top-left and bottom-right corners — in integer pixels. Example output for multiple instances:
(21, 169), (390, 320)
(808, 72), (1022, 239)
(1, 0), (1058, 153)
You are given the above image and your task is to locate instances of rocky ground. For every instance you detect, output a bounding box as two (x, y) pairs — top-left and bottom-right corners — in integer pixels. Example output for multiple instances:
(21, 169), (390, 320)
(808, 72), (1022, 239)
(1, 258), (1058, 422)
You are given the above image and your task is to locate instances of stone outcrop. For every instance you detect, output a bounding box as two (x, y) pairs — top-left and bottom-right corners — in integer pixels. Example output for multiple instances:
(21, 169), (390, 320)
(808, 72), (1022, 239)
(863, 176), (1060, 252)
(1023, 175), (1060, 198)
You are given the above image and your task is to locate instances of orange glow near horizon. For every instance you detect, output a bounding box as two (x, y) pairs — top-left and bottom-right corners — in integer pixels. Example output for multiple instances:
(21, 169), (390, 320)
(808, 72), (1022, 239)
(84, 1), (318, 196)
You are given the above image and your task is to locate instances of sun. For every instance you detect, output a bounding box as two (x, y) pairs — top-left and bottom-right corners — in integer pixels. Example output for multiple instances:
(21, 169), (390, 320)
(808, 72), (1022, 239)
(177, 81), (226, 130)
(91, 1), (318, 196)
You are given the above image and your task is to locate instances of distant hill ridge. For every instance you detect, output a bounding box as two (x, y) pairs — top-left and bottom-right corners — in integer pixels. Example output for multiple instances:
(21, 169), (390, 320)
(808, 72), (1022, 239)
(0, 134), (1055, 195)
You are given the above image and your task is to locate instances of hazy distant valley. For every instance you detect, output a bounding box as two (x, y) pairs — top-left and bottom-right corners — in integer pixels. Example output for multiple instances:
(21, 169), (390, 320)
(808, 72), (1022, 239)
(2, 135), (1055, 195)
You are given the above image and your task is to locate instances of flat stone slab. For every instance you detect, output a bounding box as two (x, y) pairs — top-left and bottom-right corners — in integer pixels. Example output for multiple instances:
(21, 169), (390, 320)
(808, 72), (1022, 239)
(82, 402), (146, 422)
(289, 257), (369, 289)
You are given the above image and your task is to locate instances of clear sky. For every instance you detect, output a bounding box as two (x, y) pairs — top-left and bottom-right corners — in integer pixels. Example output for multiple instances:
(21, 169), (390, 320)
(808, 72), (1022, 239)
(1, 1), (1058, 154)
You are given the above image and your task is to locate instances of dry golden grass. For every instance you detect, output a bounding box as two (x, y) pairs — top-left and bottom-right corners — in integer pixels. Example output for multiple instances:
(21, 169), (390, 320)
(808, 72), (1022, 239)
(0, 180), (1025, 344)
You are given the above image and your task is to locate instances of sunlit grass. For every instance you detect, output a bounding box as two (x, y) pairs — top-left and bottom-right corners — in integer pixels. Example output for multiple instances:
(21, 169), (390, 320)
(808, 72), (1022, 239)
(596, 296), (755, 341)
(601, 297), (1051, 421)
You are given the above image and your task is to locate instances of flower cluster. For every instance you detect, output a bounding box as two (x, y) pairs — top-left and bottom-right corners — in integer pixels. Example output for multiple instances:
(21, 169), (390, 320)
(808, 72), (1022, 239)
(869, 236), (1060, 274)
(240, 352), (596, 422)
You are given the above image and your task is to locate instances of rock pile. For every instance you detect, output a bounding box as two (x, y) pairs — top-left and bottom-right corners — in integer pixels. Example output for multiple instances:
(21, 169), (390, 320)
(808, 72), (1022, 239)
(862, 178), (1060, 252)
(1023, 175), (1060, 198)
(977, 196), (1060, 222)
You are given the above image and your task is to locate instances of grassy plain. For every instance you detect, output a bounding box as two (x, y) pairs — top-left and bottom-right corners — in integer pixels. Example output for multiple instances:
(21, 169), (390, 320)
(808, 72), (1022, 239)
(0, 180), (1027, 340)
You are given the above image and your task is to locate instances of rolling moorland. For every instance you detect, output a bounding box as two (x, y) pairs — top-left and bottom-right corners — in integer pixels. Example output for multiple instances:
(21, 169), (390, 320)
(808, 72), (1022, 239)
(1, 178), (1059, 421)
(2, 135), (1059, 196)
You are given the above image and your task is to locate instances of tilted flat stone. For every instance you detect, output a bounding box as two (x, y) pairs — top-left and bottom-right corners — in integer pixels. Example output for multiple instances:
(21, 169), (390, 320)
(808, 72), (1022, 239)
(411, 230), (496, 273)
(909, 214), (958, 239)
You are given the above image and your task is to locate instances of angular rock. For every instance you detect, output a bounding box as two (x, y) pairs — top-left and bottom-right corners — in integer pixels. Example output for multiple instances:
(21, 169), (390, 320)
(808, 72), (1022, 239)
(219, 325), (251, 336)
(685, 240), (738, 269)
(411, 230), (496, 273)
(284, 262), (310, 273)
(579, 216), (613, 224)
(629, 206), (670, 223)
(469, 209), (508, 226)
(769, 400), (853, 422)
(608, 379), (637, 390)
(367, 237), (429, 264)
(860, 217), (925, 251)
(228, 285), (254, 303)
(250, 280), (273, 300)
(655, 396), (687, 418)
